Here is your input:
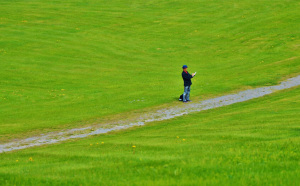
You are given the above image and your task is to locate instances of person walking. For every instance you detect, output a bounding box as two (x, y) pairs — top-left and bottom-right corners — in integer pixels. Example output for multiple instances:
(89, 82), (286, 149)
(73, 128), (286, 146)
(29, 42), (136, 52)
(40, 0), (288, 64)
(182, 65), (195, 103)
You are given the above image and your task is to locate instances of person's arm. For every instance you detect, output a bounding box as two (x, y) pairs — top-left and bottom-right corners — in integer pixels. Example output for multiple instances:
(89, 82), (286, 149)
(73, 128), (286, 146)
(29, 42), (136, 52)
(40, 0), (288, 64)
(183, 72), (194, 79)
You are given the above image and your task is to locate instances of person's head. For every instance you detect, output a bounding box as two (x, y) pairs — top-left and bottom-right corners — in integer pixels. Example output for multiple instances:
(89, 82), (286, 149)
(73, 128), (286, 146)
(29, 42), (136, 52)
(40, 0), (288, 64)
(182, 65), (188, 72)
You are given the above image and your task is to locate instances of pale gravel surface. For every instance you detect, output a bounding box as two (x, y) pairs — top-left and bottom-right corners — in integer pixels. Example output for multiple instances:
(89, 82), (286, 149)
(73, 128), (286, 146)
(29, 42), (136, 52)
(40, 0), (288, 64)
(1, 75), (300, 153)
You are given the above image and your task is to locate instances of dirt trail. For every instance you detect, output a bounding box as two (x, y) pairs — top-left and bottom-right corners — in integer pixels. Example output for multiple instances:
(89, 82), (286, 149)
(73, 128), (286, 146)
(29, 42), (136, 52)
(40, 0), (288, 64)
(1, 75), (300, 153)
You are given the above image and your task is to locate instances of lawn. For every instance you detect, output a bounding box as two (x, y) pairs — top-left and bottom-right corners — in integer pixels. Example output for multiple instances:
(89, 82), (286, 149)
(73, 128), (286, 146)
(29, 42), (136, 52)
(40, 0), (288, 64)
(0, 0), (299, 138)
(0, 87), (299, 185)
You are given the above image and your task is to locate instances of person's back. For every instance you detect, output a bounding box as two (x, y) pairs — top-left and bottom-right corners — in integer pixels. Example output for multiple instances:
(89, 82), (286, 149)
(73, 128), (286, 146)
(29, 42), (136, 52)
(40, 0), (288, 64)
(181, 65), (195, 103)
(182, 71), (192, 87)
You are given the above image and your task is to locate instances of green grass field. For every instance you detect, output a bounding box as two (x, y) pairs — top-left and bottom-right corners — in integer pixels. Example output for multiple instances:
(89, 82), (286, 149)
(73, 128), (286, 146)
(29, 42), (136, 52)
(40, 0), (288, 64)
(1, 88), (299, 185)
(1, 0), (300, 185)
(1, 0), (299, 138)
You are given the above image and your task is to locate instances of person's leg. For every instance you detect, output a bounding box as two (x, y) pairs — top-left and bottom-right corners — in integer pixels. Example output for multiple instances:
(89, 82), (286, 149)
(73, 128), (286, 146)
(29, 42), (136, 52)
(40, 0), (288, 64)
(186, 86), (191, 101)
(183, 86), (188, 102)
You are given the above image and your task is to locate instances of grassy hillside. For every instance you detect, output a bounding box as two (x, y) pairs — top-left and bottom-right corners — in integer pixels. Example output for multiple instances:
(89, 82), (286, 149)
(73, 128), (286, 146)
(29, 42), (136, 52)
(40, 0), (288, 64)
(1, 87), (299, 185)
(1, 0), (299, 136)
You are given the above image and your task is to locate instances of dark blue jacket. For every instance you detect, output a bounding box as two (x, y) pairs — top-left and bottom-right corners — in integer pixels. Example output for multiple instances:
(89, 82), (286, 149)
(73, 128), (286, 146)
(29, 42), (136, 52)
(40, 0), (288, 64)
(182, 71), (193, 86)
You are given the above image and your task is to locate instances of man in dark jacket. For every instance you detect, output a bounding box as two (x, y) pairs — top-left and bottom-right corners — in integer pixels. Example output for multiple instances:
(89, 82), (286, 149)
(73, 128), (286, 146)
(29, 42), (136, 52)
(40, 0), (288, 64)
(182, 65), (195, 102)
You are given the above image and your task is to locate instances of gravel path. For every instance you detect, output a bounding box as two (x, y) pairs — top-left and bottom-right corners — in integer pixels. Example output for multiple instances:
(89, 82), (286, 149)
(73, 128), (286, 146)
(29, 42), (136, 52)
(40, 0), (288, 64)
(1, 75), (300, 153)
